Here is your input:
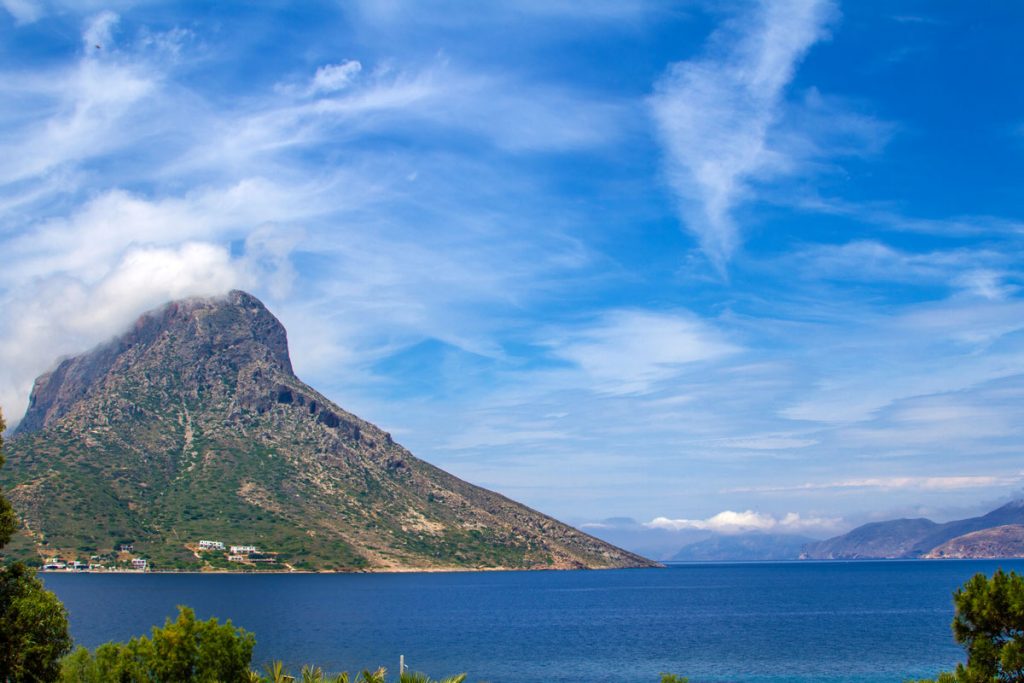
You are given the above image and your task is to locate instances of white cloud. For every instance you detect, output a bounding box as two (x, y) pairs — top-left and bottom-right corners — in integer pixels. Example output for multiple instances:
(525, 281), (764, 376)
(650, 0), (836, 271)
(310, 60), (363, 94)
(1, 0), (41, 23)
(645, 509), (840, 534)
(0, 242), (247, 425)
(1, 181), (318, 285)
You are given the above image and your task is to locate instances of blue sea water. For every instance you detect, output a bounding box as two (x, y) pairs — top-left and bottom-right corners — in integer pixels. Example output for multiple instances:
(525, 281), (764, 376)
(41, 560), (1024, 683)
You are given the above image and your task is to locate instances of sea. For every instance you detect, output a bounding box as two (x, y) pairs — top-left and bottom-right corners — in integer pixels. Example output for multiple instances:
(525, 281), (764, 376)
(42, 559), (1024, 683)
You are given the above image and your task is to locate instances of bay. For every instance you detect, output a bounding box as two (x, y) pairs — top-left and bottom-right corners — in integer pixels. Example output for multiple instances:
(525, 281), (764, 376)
(42, 560), (1024, 683)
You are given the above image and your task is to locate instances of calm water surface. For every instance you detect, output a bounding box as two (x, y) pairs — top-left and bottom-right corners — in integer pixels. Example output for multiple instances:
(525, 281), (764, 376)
(42, 560), (1024, 683)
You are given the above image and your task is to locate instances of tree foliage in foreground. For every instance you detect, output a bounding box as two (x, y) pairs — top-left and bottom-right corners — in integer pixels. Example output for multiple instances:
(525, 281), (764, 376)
(911, 569), (1024, 683)
(61, 606), (255, 682)
(59, 606), (475, 683)
(0, 407), (73, 682)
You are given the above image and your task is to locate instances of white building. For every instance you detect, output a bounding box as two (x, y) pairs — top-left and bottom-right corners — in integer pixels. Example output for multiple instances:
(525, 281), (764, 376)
(198, 540), (225, 550)
(230, 545), (257, 554)
(131, 558), (148, 570)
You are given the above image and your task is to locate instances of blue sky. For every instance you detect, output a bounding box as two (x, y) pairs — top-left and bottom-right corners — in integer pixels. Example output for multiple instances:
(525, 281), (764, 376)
(2, 0), (1024, 543)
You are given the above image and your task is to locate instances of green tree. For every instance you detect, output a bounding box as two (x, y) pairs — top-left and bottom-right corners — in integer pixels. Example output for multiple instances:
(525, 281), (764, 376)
(356, 669), (385, 683)
(397, 672), (466, 683)
(301, 665), (325, 683)
(0, 407), (73, 682)
(914, 569), (1024, 683)
(60, 606), (255, 682)
(264, 661), (294, 683)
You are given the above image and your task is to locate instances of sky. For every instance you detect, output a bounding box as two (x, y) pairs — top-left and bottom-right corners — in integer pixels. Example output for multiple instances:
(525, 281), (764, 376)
(2, 0), (1024, 547)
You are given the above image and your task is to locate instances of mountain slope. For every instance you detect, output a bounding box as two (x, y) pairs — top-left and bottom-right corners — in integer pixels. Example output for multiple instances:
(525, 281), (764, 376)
(916, 500), (1024, 552)
(801, 502), (1024, 560)
(1, 291), (656, 571)
(924, 525), (1024, 559)
(800, 518), (939, 560)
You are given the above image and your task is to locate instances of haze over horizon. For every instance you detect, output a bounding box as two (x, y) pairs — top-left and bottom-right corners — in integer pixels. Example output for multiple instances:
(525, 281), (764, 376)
(2, 1), (1023, 542)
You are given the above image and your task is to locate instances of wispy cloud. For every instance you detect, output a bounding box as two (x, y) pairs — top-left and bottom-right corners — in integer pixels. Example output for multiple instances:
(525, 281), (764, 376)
(730, 474), (1024, 494)
(546, 309), (740, 394)
(650, 0), (837, 271)
(0, 10), (626, 425)
(715, 434), (818, 450)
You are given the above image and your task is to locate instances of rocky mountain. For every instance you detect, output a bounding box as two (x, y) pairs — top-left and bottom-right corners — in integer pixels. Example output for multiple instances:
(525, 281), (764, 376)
(799, 518), (939, 560)
(671, 532), (814, 562)
(1, 291), (656, 572)
(801, 501), (1024, 560)
(923, 525), (1024, 560)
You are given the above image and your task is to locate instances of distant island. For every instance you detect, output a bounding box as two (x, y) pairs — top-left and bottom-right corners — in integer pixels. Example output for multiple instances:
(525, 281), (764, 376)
(0, 291), (656, 573)
(800, 500), (1024, 560)
(621, 501), (1024, 563)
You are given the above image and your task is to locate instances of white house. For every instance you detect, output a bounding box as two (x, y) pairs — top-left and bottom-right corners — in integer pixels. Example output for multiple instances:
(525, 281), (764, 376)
(131, 558), (148, 570)
(230, 545), (257, 554)
(198, 540), (225, 550)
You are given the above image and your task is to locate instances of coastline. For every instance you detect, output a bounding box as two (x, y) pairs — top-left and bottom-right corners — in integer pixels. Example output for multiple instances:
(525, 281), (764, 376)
(36, 562), (662, 575)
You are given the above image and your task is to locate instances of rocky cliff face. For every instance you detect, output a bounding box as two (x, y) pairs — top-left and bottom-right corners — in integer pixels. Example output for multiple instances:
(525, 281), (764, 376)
(2, 291), (656, 571)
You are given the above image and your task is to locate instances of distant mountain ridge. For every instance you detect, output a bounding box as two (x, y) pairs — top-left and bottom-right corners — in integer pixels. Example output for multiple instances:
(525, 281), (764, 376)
(801, 501), (1024, 560)
(671, 532), (815, 562)
(1, 291), (656, 572)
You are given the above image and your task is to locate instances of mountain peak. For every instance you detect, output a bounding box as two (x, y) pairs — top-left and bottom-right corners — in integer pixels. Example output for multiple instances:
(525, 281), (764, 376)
(15, 290), (291, 437)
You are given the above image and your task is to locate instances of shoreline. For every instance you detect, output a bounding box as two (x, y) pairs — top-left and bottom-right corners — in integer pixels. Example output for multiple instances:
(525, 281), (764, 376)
(33, 557), (1024, 576)
(36, 563), (660, 575)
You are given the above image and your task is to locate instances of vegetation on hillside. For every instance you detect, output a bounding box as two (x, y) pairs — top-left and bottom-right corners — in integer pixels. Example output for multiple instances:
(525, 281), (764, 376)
(0, 407), (73, 681)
